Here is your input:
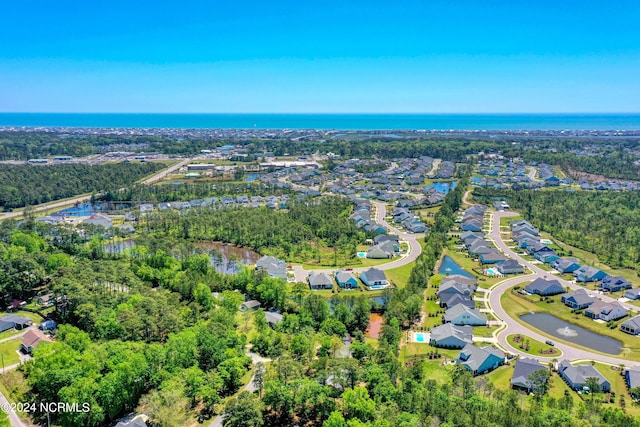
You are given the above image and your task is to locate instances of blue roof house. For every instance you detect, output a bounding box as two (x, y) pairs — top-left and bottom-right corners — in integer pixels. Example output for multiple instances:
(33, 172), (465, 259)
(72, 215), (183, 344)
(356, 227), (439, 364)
(574, 266), (607, 283)
(335, 271), (358, 289)
(457, 344), (506, 376)
(552, 258), (581, 274)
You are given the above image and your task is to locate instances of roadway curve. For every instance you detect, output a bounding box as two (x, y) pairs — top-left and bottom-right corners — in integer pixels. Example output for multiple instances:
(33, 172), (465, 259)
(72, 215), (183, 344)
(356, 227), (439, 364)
(486, 210), (640, 366)
(0, 158), (191, 221)
(292, 201), (424, 281)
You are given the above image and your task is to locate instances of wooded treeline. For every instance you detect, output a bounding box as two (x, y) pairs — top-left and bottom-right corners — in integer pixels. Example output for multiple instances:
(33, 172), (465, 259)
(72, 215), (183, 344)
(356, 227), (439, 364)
(0, 162), (164, 209)
(144, 198), (364, 264)
(473, 188), (640, 271)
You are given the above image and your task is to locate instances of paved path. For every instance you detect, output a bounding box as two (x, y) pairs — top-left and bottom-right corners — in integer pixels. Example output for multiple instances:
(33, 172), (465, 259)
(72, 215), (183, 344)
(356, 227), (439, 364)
(485, 210), (640, 366)
(292, 201), (424, 282)
(0, 158), (190, 221)
(208, 351), (271, 427)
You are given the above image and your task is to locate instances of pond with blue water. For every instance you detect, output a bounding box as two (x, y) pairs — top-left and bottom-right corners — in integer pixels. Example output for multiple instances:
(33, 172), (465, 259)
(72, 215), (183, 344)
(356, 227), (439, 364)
(520, 312), (622, 355)
(438, 255), (475, 278)
(245, 174), (261, 182)
(425, 180), (458, 194)
(56, 202), (103, 216)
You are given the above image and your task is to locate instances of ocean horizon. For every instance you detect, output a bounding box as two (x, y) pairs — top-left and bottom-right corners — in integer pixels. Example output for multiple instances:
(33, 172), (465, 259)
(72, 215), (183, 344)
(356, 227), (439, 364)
(1, 113), (640, 131)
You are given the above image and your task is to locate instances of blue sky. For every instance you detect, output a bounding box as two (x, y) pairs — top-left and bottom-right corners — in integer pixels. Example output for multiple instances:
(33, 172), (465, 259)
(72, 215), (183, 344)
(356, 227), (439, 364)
(1, 0), (639, 113)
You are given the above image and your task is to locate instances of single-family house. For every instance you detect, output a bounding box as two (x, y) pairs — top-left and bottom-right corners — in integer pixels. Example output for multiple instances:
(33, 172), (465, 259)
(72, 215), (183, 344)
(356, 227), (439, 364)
(374, 234), (400, 250)
(240, 300), (261, 311)
(600, 276), (633, 293)
(82, 213), (113, 229)
(524, 278), (565, 296)
(534, 249), (559, 264)
(558, 360), (610, 392)
(37, 294), (54, 307)
(360, 268), (388, 289)
(430, 324), (473, 349)
(574, 265), (607, 283)
(308, 271), (334, 290)
(561, 289), (595, 310)
(512, 224), (539, 236)
(366, 241), (396, 259)
(620, 315), (640, 335)
(625, 288), (640, 300)
(459, 231), (483, 245)
(115, 414), (149, 427)
(335, 271), (358, 289)
(552, 258), (581, 274)
(443, 304), (488, 326)
(479, 252), (508, 264)
(0, 315), (33, 333)
(40, 320), (57, 331)
(625, 368), (640, 397)
(437, 281), (474, 299)
(461, 220), (483, 232)
(441, 294), (475, 309)
(585, 300), (628, 322)
(20, 329), (51, 354)
(496, 259), (524, 275)
(511, 358), (548, 392)
(456, 344), (506, 376)
(255, 256), (287, 279)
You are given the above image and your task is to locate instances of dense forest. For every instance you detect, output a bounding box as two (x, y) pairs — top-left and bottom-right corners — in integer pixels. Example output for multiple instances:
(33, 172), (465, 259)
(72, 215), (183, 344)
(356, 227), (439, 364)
(103, 181), (296, 204)
(0, 162), (164, 209)
(144, 198), (364, 264)
(473, 188), (640, 271)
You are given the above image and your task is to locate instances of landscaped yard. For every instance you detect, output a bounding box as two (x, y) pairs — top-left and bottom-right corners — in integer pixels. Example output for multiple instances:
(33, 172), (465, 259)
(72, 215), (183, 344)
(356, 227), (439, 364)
(506, 334), (560, 357)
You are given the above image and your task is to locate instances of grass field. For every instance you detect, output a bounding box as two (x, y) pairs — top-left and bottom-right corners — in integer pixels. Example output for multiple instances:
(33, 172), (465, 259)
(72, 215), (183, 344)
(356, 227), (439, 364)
(0, 340), (22, 366)
(501, 290), (640, 361)
(506, 334), (560, 357)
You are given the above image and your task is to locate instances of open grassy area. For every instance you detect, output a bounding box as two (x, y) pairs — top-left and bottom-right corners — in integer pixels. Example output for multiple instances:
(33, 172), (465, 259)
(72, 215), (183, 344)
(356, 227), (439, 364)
(486, 364), (513, 390)
(499, 215), (523, 228)
(501, 289), (640, 361)
(588, 362), (640, 417)
(506, 334), (560, 357)
(0, 339), (22, 366)
(385, 262), (414, 289)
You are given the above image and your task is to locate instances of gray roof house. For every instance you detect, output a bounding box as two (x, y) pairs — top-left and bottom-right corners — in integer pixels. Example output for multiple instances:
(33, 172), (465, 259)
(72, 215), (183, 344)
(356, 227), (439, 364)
(429, 324), (473, 349)
(561, 289), (595, 310)
(511, 358), (548, 392)
(585, 300), (628, 322)
(366, 241), (396, 259)
(441, 294), (474, 309)
(600, 276), (633, 293)
(625, 368), (640, 396)
(496, 259), (524, 275)
(524, 278), (565, 296)
(308, 271), (334, 290)
(457, 344), (506, 376)
(558, 360), (611, 392)
(0, 315), (33, 333)
(443, 304), (488, 326)
(625, 288), (640, 300)
(360, 268), (388, 289)
(621, 315), (640, 335)
(437, 281), (474, 299)
(82, 213), (113, 229)
(552, 257), (581, 274)
(255, 256), (287, 279)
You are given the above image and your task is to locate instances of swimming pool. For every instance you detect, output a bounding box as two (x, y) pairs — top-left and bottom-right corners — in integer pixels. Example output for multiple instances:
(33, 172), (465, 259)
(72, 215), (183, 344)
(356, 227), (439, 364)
(486, 268), (498, 275)
(368, 285), (388, 290)
(414, 332), (430, 343)
(357, 252), (367, 258)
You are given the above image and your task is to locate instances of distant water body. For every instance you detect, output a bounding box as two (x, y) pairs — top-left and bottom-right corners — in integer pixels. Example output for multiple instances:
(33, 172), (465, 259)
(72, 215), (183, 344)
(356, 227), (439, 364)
(1, 113), (640, 130)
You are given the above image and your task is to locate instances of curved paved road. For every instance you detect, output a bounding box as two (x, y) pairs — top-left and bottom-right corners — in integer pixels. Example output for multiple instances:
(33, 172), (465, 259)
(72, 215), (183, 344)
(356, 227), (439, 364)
(486, 210), (640, 366)
(292, 201), (425, 281)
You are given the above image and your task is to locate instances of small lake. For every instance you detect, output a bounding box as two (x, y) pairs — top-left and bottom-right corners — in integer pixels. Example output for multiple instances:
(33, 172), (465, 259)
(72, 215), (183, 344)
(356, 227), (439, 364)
(425, 180), (458, 194)
(439, 255), (475, 278)
(56, 202), (103, 216)
(194, 241), (262, 274)
(520, 312), (622, 355)
(245, 174), (261, 182)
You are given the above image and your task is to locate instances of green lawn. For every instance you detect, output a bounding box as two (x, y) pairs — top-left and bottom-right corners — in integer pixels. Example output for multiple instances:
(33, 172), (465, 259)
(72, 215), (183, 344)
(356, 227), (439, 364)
(385, 262), (414, 289)
(0, 340), (21, 366)
(500, 215), (523, 228)
(506, 334), (560, 357)
(501, 290), (640, 361)
(474, 326), (499, 338)
(486, 365), (513, 390)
